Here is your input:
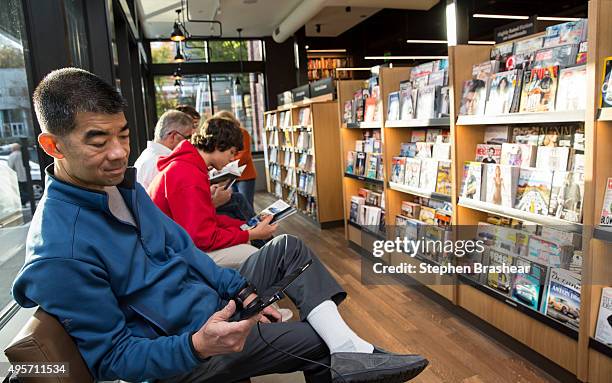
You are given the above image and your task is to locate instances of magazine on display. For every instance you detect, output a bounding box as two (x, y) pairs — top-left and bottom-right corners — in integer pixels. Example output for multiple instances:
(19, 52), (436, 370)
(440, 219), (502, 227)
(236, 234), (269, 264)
(350, 196), (365, 224)
(486, 249), (514, 296)
(485, 70), (520, 115)
(595, 287), (612, 346)
(484, 126), (511, 145)
(416, 85), (439, 120)
(345, 151), (356, 174)
(519, 66), (560, 113)
(459, 79), (488, 115)
(512, 126), (540, 146)
(419, 159), (439, 192)
(428, 70), (447, 87)
(432, 142), (451, 160)
(241, 199), (297, 230)
(543, 19), (588, 48)
(426, 129), (441, 143)
(399, 81), (415, 120)
(556, 65), (587, 111)
(366, 154), (380, 179)
(600, 178), (612, 226)
(491, 41), (515, 71)
(481, 164), (519, 208)
(461, 162), (483, 201)
(391, 157), (406, 184)
(527, 235), (573, 268)
(514, 168), (554, 215)
(415, 142), (433, 159)
(500, 143), (537, 167)
(549, 171), (584, 223)
(411, 129), (426, 142)
(355, 152), (367, 176)
(511, 257), (548, 311)
(601, 57), (612, 107)
(400, 142), (417, 157)
(435, 160), (452, 196)
(513, 35), (544, 70)
(535, 146), (571, 171)
(475, 144), (502, 164)
(533, 44), (580, 68)
(543, 267), (581, 330)
(418, 206), (437, 225)
(404, 158), (422, 188)
(401, 201), (420, 219)
(576, 41), (588, 64)
(387, 92), (400, 121)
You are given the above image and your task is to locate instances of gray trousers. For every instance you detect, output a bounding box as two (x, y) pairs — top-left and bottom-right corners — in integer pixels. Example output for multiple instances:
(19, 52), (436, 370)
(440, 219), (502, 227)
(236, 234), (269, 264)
(160, 234), (347, 383)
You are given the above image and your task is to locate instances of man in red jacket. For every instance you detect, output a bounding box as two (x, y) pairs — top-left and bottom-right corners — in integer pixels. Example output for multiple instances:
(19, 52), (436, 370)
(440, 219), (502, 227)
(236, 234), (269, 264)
(148, 117), (276, 268)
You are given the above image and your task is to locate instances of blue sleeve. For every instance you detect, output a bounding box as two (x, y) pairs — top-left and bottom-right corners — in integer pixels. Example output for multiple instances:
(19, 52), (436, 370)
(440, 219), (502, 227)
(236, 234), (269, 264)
(12, 258), (201, 381)
(142, 186), (247, 299)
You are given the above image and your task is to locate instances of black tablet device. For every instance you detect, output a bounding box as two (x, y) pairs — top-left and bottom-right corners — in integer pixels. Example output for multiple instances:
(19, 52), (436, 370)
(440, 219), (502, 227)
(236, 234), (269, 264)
(231, 260), (312, 321)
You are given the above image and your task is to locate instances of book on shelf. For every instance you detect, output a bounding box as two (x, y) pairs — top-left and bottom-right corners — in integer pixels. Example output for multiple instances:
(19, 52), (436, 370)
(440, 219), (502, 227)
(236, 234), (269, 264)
(387, 92), (400, 121)
(365, 154), (380, 179)
(533, 44), (580, 68)
(418, 206), (437, 225)
(549, 171), (584, 223)
(527, 235), (573, 268)
(543, 19), (588, 48)
(485, 249), (514, 296)
(415, 85), (440, 120)
(555, 65), (587, 111)
(391, 157), (406, 184)
(350, 196), (365, 224)
(419, 159), (439, 193)
(354, 152), (367, 176)
(343, 100), (353, 123)
(535, 146), (570, 171)
(345, 151), (356, 174)
(540, 226), (582, 249)
(432, 142), (451, 160)
(364, 95), (377, 123)
(485, 70), (521, 115)
(476, 144), (502, 164)
(519, 66), (560, 113)
(399, 80), (416, 120)
(511, 257), (548, 311)
(461, 162), (483, 201)
(600, 178), (612, 226)
(543, 267), (581, 329)
(401, 201), (421, 219)
(404, 158), (422, 188)
(298, 107), (311, 126)
(411, 129), (426, 142)
(514, 168), (554, 216)
(400, 142), (417, 158)
(500, 143), (537, 167)
(482, 164), (520, 208)
(366, 190), (383, 207)
(241, 199), (297, 230)
(595, 287), (612, 346)
(209, 160), (246, 187)
(484, 126), (511, 145)
(435, 160), (452, 196)
(415, 142), (433, 159)
(438, 87), (450, 117)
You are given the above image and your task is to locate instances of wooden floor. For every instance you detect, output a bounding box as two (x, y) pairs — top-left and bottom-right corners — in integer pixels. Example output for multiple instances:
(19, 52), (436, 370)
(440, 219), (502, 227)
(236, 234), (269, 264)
(254, 192), (559, 383)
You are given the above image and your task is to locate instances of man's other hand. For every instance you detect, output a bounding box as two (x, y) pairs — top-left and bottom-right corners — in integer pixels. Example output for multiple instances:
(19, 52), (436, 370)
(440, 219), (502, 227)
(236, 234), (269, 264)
(210, 184), (232, 207)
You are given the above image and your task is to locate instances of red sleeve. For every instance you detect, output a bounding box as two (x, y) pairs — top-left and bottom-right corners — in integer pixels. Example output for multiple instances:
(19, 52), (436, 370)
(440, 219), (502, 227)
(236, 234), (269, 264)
(163, 169), (249, 252)
(217, 214), (246, 228)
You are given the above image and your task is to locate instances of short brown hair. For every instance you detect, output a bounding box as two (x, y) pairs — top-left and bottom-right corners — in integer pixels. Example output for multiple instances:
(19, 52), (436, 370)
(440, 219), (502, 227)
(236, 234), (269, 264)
(191, 117), (244, 153)
(176, 104), (200, 120)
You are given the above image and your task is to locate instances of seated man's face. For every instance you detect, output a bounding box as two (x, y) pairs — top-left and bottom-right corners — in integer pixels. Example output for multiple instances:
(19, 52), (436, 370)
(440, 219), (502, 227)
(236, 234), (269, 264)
(209, 146), (237, 170)
(57, 112), (130, 189)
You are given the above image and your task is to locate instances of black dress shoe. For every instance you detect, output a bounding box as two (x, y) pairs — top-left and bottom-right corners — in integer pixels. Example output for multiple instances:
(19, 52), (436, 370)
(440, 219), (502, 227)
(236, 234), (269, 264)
(330, 348), (428, 383)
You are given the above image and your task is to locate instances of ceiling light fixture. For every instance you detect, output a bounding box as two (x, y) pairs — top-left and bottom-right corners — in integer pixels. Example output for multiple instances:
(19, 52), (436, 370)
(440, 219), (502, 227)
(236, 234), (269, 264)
(406, 39), (448, 44)
(170, 9), (187, 42)
(172, 66), (182, 80)
(174, 42), (185, 63)
(536, 16), (581, 21)
(468, 40), (496, 45)
(473, 13), (529, 20)
(335, 67), (371, 71)
(364, 56), (448, 60)
(235, 28), (244, 88)
(306, 49), (347, 53)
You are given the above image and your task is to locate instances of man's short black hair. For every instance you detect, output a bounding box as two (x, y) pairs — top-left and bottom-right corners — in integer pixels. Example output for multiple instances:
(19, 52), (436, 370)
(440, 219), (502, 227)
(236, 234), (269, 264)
(33, 68), (126, 136)
(191, 117), (244, 153)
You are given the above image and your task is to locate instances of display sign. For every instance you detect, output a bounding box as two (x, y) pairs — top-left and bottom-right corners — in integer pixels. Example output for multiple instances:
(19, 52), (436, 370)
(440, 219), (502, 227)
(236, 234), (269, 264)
(277, 91), (293, 107)
(310, 77), (335, 98)
(494, 16), (537, 43)
(291, 84), (310, 102)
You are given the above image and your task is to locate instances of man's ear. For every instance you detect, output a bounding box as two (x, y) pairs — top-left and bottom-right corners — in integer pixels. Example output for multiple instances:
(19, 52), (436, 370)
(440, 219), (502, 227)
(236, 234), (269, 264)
(38, 133), (64, 159)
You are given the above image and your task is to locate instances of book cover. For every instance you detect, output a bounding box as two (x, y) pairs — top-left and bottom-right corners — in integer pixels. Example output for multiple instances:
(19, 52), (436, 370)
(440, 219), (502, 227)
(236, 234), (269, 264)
(600, 178), (612, 226)
(459, 79), (487, 115)
(543, 19), (588, 47)
(538, 124), (578, 147)
(350, 196), (365, 223)
(549, 171), (584, 223)
(399, 81), (415, 120)
(435, 160), (452, 196)
(461, 162), (483, 200)
(400, 142), (417, 157)
(345, 151), (356, 174)
(500, 143), (537, 167)
(418, 206), (437, 225)
(536, 146), (570, 171)
(364, 97), (377, 122)
(387, 91), (400, 121)
(601, 57), (612, 107)
(486, 249), (514, 296)
(491, 41), (515, 70)
(416, 85), (438, 119)
(428, 70), (447, 87)
(475, 144), (502, 164)
(533, 44), (580, 68)
(343, 100), (353, 123)
(401, 201), (421, 219)
(419, 159), (439, 192)
(209, 160), (247, 185)
(365, 154), (379, 179)
(513, 35), (544, 69)
(576, 41), (588, 64)
(377, 156), (384, 182)
(511, 257), (548, 310)
(299, 107), (311, 126)
(411, 129), (426, 142)
(485, 70), (519, 115)
(426, 129), (442, 143)
(527, 235), (573, 268)
(439, 87), (450, 117)
(484, 126), (511, 144)
(543, 267), (581, 329)
(355, 152), (367, 176)
(482, 164), (519, 208)
(404, 158), (422, 188)
(556, 65), (587, 111)
(432, 142), (451, 160)
(391, 157), (406, 184)
(519, 66), (560, 113)
(394, 214), (410, 239)
(595, 287), (612, 346)
(415, 142), (433, 159)
(514, 168), (554, 215)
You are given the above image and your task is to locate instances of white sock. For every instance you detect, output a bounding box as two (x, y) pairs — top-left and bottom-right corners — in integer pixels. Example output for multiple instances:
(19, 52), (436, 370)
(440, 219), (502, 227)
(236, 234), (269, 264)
(306, 300), (374, 354)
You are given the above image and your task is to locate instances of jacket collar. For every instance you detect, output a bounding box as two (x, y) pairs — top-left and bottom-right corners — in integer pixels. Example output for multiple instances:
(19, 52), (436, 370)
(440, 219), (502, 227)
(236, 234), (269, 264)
(44, 164), (137, 212)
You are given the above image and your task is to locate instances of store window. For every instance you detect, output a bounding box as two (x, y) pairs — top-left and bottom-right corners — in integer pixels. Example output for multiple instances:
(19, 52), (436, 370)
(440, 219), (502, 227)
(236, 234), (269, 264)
(0, 0), (39, 324)
(154, 74), (212, 119)
(151, 40), (207, 64)
(150, 39), (263, 63)
(64, 0), (90, 69)
(208, 40), (263, 62)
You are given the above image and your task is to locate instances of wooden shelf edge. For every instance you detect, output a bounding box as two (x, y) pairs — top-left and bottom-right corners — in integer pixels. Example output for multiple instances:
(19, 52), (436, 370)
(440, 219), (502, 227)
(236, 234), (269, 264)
(347, 220), (386, 240)
(593, 226), (612, 242)
(344, 172), (384, 185)
(385, 118), (451, 128)
(589, 338), (612, 359)
(388, 182), (452, 202)
(458, 275), (579, 340)
(456, 110), (585, 125)
(458, 198), (583, 233)
(598, 107), (612, 121)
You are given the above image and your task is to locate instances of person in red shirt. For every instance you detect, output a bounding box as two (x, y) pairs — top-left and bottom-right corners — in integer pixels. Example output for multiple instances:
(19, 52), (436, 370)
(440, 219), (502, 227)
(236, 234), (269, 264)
(148, 117), (277, 268)
(213, 110), (257, 208)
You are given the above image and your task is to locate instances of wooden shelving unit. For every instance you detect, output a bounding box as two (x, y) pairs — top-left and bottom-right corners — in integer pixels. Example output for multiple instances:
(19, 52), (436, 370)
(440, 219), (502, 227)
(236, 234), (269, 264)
(263, 99), (344, 228)
(334, 1), (612, 380)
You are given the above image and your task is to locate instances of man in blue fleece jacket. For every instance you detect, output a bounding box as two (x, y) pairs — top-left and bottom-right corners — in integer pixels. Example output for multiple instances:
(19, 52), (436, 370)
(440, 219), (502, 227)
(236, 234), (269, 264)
(11, 68), (428, 383)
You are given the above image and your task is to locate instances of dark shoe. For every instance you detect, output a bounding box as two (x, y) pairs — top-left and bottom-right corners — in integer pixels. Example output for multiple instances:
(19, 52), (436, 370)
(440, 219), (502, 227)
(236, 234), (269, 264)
(331, 348), (428, 382)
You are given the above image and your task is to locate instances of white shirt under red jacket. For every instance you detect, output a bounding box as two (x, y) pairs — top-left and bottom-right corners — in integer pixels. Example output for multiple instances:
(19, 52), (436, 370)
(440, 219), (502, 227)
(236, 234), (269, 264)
(134, 141), (172, 189)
